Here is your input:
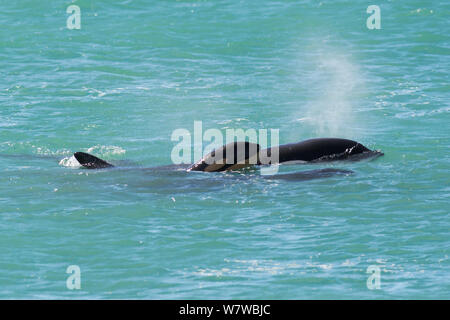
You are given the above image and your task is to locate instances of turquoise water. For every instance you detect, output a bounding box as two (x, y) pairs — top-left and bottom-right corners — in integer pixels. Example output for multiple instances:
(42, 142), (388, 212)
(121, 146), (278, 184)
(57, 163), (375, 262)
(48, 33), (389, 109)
(1, 0), (449, 299)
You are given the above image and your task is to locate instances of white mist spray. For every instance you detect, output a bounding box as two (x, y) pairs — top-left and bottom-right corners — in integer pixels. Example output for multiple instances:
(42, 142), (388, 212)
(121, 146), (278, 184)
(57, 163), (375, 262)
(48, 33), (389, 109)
(292, 45), (364, 139)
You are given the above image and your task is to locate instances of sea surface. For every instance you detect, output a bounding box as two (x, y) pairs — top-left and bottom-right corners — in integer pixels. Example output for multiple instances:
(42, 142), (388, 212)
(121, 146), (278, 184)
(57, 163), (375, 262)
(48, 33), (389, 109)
(0, 0), (449, 299)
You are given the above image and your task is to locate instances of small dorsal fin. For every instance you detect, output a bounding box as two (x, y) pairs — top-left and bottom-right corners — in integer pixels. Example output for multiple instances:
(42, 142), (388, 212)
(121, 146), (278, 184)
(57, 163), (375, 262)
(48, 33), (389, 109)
(74, 152), (114, 169)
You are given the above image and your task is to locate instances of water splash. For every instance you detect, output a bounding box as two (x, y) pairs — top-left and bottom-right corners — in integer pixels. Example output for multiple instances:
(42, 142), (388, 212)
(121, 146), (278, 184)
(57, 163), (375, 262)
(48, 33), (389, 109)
(59, 155), (81, 168)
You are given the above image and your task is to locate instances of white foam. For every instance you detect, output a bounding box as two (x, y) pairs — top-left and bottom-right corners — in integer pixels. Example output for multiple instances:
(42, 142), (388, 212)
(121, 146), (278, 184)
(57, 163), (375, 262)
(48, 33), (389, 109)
(59, 155), (81, 168)
(86, 145), (126, 156)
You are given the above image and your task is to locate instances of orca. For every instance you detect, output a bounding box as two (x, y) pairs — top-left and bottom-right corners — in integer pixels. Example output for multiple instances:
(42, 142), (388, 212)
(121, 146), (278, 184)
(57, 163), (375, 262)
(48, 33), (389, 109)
(73, 138), (383, 172)
(187, 138), (382, 172)
(74, 152), (114, 169)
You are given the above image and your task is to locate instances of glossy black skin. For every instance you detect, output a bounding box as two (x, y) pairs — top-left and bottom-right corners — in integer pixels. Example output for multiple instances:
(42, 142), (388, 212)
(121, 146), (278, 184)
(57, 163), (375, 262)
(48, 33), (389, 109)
(264, 138), (373, 164)
(74, 152), (114, 169)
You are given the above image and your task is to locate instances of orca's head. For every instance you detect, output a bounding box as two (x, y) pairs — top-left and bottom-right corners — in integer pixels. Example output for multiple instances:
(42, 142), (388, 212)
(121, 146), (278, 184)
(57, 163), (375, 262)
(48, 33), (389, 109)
(187, 141), (260, 172)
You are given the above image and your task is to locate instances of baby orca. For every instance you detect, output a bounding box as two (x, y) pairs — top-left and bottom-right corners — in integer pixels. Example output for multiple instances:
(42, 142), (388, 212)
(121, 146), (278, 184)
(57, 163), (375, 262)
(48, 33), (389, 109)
(187, 141), (260, 172)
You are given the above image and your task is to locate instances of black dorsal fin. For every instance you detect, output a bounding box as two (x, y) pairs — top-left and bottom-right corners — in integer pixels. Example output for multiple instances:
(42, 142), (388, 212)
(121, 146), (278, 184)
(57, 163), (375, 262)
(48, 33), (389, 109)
(74, 152), (114, 169)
